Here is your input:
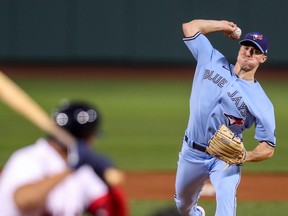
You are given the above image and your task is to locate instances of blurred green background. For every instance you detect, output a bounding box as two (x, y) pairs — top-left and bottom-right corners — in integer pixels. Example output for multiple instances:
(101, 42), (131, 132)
(0, 73), (287, 215)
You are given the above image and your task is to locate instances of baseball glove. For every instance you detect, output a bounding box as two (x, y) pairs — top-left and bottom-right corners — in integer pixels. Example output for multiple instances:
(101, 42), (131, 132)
(206, 125), (247, 165)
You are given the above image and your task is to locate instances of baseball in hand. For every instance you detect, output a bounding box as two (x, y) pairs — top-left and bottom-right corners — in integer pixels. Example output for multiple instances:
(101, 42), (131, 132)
(230, 27), (242, 40)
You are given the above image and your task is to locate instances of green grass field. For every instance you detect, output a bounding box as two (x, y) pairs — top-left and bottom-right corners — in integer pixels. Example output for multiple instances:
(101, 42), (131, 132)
(0, 75), (287, 215)
(131, 200), (288, 216)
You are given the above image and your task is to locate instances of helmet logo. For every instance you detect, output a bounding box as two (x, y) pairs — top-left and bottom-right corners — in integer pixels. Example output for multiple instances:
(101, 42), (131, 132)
(77, 110), (98, 124)
(56, 113), (69, 126)
(87, 110), (97, 122)
(77, 111), (89, 124)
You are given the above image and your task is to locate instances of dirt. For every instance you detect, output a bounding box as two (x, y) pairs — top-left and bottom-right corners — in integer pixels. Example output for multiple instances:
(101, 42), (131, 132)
(123, 172), (288, 201)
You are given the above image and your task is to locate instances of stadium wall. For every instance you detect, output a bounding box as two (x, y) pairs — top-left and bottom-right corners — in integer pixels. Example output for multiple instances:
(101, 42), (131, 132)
(0, 0), (286, 66)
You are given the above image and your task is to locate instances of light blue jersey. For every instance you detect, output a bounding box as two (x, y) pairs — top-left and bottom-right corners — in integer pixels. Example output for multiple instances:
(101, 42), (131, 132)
(184, 32), (276, 146)
(174, 32), (276, 216)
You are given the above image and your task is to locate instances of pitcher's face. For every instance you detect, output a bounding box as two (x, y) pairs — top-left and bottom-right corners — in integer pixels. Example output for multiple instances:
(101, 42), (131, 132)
(236, 45), (267, 71)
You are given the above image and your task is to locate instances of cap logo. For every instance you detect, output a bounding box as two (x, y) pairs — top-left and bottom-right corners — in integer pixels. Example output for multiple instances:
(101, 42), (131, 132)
(251, 33), (263, 41)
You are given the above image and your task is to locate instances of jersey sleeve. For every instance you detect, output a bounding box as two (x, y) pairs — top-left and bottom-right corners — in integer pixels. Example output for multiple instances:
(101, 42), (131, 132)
(254, 104), (276, 147)
(77, 166), (111, 215)
(183, 32), (214, 65)
(1, 150), (46, 187)
(248, 87), (276, 146)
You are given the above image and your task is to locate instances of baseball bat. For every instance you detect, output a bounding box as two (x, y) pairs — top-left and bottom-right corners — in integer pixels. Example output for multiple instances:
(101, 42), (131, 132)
(0, 71), (75, 147)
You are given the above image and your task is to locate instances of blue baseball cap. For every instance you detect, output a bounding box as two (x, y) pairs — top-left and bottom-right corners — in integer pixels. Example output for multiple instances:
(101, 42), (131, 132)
(239, 32), (269, 55)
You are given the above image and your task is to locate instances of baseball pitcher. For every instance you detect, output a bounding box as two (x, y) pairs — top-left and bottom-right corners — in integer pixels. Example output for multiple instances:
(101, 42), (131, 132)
(174, 19), (276, 216)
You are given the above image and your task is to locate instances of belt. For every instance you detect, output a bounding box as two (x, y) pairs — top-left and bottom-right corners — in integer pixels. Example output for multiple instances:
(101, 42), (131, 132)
(184, 135), (207, 153)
